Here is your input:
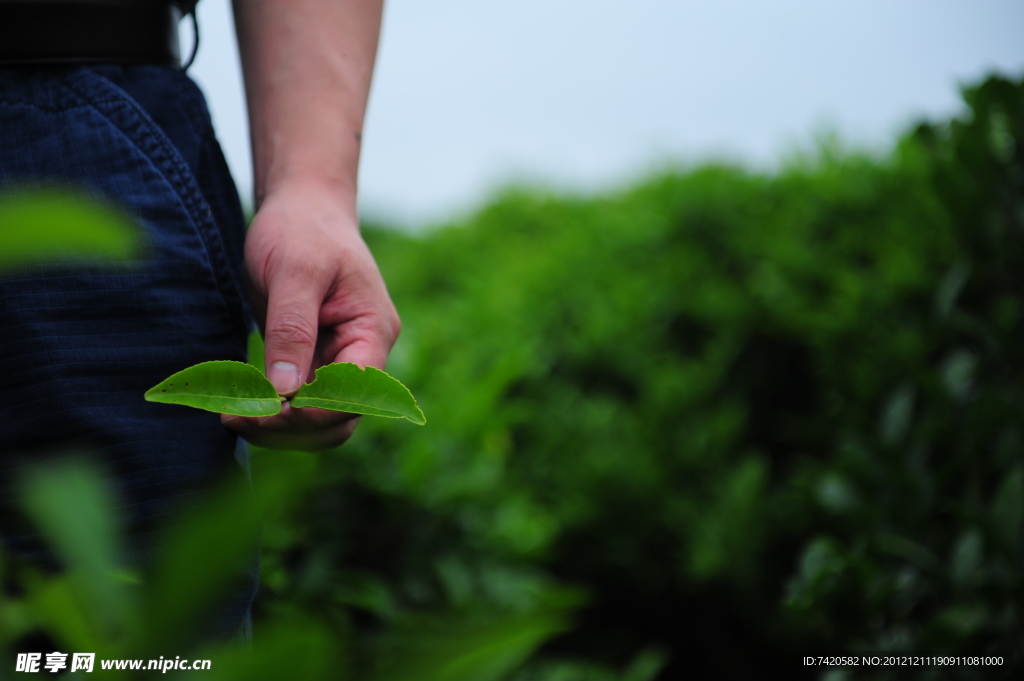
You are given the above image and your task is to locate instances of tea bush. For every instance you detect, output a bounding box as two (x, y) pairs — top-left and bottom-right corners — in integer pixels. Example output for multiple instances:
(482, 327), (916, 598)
(256, 74), (1024, 680)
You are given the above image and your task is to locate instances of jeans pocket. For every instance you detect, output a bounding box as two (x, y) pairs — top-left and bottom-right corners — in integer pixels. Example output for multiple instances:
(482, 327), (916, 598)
(67, 66), (250, 344)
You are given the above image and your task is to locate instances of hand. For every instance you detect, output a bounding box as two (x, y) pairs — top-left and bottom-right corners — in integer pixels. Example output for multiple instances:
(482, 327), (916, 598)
(220, 182), (400, 450)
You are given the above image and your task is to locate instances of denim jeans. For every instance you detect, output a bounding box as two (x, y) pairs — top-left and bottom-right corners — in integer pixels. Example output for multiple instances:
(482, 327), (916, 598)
(0, 64), (257, 641)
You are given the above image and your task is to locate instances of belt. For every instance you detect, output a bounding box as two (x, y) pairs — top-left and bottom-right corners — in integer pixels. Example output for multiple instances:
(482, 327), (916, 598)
(0, 1), (183, 67)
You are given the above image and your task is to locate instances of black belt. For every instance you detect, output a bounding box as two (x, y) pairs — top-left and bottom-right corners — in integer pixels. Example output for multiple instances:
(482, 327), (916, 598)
(0, 1), (183, 67)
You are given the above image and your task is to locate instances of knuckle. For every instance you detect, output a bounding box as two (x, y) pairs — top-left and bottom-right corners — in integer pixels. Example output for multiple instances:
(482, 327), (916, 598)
(387, 309), (402, 340)
(267, 247), (331, 288)
(266, 313), (318, 348)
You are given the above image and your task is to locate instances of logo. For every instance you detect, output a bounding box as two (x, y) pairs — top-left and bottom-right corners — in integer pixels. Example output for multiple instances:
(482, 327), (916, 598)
(16, 653), (94, 674)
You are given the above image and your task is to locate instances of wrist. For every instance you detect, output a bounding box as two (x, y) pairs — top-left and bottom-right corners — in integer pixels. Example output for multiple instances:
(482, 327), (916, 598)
(256, 174), (359, 220)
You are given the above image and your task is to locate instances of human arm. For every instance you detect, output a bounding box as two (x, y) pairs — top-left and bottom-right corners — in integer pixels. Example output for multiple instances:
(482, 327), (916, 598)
(221, 0), (400, 450)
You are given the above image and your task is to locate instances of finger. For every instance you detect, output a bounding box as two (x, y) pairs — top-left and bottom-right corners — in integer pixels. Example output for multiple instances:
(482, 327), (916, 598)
(274, 405), (359, 430)
(262, 268), (327, 396)
(331, 334), (392, 373)
(222, 404), (357, 433)
(222, 414), (360, 451)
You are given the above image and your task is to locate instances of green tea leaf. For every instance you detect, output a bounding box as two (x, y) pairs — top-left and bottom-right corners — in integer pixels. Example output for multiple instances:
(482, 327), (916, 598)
(144, 361), (282, 417)
(291, 363), (426, 425)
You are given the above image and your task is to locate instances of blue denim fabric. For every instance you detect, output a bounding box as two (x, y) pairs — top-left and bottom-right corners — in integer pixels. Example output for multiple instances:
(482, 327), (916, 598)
(0, 65), (257, 641)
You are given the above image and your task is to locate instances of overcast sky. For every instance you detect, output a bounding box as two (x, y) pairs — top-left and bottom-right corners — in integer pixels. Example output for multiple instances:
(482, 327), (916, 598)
(188, 0), (1024, 227)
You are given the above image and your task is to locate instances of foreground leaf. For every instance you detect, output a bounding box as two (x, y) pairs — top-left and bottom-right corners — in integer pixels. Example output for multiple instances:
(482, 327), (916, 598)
(195, 621), (337, 681)
(0, 187), (144, 267)
(144, 361), (282, 417)
(370, 613), (566, 681)
(139, 476), (261, 653)
(21, 460), (131, 643)
(290, 363), (426, 425)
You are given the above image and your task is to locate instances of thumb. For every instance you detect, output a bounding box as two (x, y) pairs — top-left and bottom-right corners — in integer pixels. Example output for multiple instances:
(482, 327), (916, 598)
(262, 275), (323, 396)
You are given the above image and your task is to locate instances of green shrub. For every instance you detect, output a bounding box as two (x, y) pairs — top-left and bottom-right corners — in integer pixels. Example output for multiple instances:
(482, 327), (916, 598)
(258, 74), (1024, 679)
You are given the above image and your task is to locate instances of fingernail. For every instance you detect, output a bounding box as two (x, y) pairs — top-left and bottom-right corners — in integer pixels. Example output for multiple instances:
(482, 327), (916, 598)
(221, 415), (240, 425)
(268, 361), (301, 395)
(257, 416), (290, 430)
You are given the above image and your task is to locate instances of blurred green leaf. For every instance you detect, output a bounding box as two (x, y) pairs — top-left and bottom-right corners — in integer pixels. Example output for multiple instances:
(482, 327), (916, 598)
(992, 467), (1024, 550)
(140, 478), (260, 652)
(0, 187), (144, 267)
(196, 621), (338, 681)
(935, 261), (971, 319)
(876, 533), (941, 573)
(950, 529), (983, 587)
(26, 576), (101, 652)
(620, 647), (669, 681)
(0, 577), (34, 645)
(932, 602), (988, 637)
(20, 461), (131, 641)
(785, 537), (847, 611)
(816, 472), (859, 514)
(941, 350), (977, 401)
(371, 613), (567, 681)
(879, 384), (915, 446)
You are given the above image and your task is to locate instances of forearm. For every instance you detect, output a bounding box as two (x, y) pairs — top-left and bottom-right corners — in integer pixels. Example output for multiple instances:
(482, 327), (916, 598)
(232, 0), (383, 213)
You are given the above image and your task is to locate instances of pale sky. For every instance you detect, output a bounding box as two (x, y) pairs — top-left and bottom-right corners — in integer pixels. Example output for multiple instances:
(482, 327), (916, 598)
(188, 0), (1024, 227)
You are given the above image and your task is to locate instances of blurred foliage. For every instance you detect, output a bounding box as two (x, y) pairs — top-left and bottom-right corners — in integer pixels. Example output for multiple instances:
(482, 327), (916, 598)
(0, 186), (145, 268)
(256, 73), (1023, 680)
(3, 73), (1024, 680)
